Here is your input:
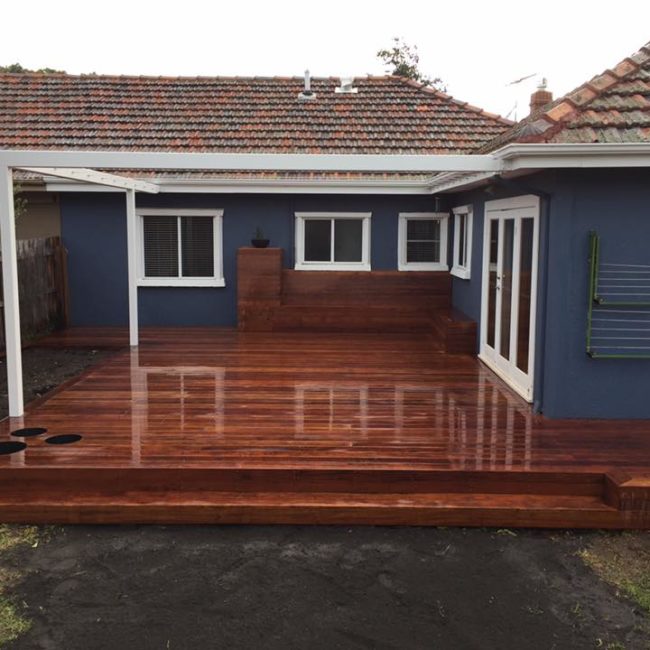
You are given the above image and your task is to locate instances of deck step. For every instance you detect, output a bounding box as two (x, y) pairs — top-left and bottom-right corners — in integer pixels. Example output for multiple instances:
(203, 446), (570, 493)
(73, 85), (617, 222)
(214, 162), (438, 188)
(0, 490), (629, 528)
(272, 305), (435, 332)
(0, 468), (608, 498)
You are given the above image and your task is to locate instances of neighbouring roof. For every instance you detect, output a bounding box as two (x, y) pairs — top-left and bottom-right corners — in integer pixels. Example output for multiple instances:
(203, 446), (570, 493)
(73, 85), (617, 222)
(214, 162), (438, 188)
(481, 41), (650, 152)
(0, 74), (511, 156)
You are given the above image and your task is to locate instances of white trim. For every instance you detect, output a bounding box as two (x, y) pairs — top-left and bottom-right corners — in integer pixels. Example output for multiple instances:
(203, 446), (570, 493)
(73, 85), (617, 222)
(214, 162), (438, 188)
(294, 212), (371, 271)
(429, 171), (497, 194)
(398, 212), (449, 271)
(495, 142), (650, 170)
(482, 195), (540, 211)
(125, 190), (139, 346)
(0, 150), (500, 173)
(479, 195), (540, 402)
(136, 208), (224, 287)
(450, 204), (473, 280)
(138, 277), (226, 288)
(16, 167), (159, 193)
(44, 176), (436, 195)
(0, 166), (23, 416)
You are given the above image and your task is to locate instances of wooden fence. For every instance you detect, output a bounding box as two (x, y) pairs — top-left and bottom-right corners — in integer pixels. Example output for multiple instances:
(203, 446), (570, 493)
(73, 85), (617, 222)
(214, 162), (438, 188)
(0, 236), (69, 345)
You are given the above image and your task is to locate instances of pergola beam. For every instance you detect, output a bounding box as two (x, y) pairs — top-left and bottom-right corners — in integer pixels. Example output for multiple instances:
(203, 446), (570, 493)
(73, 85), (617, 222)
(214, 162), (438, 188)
(1, 150), (502, 173)
(17, 167), (159, 193)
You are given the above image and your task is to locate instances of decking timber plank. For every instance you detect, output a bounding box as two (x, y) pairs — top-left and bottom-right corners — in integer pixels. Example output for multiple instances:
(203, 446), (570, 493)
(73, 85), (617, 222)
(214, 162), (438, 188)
(4, 328), (649, 529)
(0, 492), (630, 528)
(0, 468), (606, 497)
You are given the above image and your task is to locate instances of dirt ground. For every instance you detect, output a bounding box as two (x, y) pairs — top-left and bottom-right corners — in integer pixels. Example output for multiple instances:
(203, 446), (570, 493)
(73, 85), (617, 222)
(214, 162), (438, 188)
(0, 347), (111, 420)
(1, 526), (648, 650)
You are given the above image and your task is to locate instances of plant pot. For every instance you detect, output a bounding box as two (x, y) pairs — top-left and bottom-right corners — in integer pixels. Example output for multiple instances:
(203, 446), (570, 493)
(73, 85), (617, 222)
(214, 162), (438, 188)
(251, 239), (270, 248)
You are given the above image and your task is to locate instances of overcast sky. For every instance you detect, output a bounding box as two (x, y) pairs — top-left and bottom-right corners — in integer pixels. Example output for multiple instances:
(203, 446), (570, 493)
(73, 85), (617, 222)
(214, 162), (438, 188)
(2, 0), (649, 120)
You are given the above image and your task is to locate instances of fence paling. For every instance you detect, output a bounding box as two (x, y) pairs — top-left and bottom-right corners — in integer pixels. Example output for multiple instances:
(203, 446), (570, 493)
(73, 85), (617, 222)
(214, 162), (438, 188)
(0, 236), (68, 346)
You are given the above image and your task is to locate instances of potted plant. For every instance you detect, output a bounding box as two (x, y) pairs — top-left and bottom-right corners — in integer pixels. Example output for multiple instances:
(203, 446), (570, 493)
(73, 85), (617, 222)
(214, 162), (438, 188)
(251, 227), (270, 248)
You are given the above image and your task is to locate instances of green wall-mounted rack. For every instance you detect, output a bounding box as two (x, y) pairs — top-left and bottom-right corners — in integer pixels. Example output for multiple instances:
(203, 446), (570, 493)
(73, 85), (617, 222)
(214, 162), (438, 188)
(586, 231), (650, 359)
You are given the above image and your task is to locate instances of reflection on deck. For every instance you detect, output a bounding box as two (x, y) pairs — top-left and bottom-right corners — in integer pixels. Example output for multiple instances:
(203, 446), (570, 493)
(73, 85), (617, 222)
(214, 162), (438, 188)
(1, 329), (648, 473)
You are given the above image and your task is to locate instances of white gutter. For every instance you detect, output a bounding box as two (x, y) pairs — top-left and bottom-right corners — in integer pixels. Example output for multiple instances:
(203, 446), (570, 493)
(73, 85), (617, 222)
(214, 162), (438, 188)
(495, 142), (650, 169)
(10, 142), (650, 196)
(430, 143), (650, 193)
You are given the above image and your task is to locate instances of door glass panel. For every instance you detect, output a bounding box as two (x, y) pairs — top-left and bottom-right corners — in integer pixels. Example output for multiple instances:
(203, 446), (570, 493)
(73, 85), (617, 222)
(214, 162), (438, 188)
(516, 218), (534, 373)
(499, 219), (514, 360)
(334, 219), (363, 262)
(487, 219), (499, 348)
(304, 219), (332, 261)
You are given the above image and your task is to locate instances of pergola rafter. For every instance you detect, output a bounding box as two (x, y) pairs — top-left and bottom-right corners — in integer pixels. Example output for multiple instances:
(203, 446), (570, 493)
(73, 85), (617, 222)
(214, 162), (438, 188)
(1, 149), (506, 418)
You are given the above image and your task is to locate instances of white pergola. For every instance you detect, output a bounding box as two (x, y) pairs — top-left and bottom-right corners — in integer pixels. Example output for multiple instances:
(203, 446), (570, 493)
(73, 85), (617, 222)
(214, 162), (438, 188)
(2, 143), (650, 417)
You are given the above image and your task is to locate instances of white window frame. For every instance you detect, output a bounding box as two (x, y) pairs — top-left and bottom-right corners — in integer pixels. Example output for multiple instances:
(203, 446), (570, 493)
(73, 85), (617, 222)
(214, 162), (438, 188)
(451, 204), (473, 280)
(137, 208), (224, 287)
(294, 212), (371, 271)
(398, 212), (449, 271)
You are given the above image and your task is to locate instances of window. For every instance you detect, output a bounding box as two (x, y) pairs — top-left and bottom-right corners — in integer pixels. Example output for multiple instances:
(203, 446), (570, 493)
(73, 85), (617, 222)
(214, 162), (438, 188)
(398, 213), (448, 271)
(451, 205), (473, 279)
(137, 209), (224, 286)
(295, 212), (371, 271)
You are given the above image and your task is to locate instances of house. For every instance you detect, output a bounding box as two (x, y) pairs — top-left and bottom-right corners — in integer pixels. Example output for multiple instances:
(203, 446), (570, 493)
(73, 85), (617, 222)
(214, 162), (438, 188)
(0, 44), (649, 425)
(0, 43), (649, 527)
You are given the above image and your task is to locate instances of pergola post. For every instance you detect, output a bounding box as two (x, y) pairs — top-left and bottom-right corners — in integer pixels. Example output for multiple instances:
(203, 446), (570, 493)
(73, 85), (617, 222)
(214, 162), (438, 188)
(0, 166), (24, 417)
(126, 189), (139, 346)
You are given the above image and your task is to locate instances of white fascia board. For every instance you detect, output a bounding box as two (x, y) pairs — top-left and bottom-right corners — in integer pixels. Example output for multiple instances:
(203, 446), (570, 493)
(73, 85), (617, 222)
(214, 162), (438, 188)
(17, 167), (159, 193)
(494, 142), (650, 169)
(428, 171), (498, 193)
(0, 150), (501, 173)
(45, 176), (436, 195)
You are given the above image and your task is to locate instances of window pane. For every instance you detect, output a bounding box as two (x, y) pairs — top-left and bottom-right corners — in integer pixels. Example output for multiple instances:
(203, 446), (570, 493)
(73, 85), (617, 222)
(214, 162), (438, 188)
(407, 240), (439, 263)
(407, 219), (438, 241)
(334, 219), (363, 262)
(181, 217), (214, 277)
(406, 218), (440, 263)
(304, 219), (332, 261)
(458, 214), (467, 267)
(143, 216), (178, 277)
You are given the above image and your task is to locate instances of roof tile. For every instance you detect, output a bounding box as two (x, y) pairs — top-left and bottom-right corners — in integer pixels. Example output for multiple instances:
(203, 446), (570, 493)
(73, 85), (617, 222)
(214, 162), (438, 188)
(480, 40), (650, 150)
(0, 74), (511, 155)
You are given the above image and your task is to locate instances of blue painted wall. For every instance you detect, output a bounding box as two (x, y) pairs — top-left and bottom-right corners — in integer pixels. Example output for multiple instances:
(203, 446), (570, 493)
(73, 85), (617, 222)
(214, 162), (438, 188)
(450, 169), (650, 419)
(61, 193), (436, 327)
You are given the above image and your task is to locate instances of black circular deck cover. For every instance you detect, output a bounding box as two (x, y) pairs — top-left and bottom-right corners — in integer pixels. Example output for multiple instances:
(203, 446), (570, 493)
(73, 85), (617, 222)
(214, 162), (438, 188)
(0, 440), (27, 455)
(45, 434), (82, 445)
(11, 427), (47, 438)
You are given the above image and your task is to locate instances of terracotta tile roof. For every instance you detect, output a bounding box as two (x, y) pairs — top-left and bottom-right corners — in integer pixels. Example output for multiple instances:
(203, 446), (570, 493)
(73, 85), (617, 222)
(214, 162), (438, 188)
(481, 41), (650, 151)
(0, 74), (511, 156)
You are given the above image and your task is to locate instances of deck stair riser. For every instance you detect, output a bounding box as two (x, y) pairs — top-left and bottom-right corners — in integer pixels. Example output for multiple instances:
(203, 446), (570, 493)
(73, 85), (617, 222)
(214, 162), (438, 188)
(0, 468), (607, 498)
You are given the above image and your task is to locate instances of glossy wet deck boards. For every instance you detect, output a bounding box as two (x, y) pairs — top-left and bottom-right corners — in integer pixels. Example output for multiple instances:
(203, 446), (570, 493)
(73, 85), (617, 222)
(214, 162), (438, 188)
(2, 328), (649, 527)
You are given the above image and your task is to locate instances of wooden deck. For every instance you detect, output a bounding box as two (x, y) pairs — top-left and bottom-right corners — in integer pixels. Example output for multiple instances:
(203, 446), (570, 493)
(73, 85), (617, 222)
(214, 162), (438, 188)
(2, 328), (649, 527)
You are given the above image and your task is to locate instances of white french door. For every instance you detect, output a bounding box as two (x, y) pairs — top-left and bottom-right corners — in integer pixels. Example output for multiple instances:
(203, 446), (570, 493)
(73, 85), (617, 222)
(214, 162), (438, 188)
(479, 196), (540, 401)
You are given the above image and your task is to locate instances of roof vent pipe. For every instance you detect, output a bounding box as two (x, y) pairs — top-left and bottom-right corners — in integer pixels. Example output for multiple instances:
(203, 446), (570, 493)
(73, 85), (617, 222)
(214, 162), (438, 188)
(298, 69), (316, 100)
(336, 77), (358, 94)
